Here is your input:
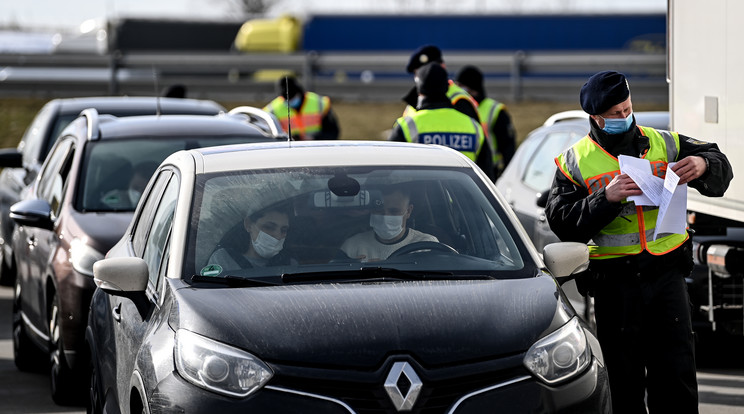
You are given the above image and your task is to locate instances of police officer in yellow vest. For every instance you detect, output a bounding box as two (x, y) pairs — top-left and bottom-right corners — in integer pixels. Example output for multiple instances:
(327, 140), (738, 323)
(546, 71), (732, 414)
(455, 65), (517, 179)
(263, 76), (340, 140)
(401, 45), (481, 124)
(389, 63), (494, 181)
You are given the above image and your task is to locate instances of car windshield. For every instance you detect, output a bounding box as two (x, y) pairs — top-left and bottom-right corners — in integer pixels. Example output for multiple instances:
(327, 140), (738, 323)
(186, 166), (529, 283)
(523, 130), (583, 192)
(77, 136), (255, 212)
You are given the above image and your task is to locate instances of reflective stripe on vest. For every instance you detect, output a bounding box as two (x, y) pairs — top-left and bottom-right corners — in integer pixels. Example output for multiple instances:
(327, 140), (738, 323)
(397, 108), (484, 161)
(554, 126), (687, 259)
(478, 98), (505, 165)
(264, 92), (328, 140)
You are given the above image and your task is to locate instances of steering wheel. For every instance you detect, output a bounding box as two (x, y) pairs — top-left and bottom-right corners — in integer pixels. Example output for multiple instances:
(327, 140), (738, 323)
(388, 241), (458, 258)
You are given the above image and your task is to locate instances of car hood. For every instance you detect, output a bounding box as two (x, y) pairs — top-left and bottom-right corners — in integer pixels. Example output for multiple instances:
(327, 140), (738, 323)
(69, 210), (132, 254)
(171, 275), (569, 367)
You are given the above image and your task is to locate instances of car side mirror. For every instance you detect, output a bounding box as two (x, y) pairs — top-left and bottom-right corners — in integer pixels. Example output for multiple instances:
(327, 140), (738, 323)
(536, 191), (549, 208)
(0, 148), (23, 169)
(94, 257), (150, 317)
(9, 199), (54, 231)
(542, 242), (589, 281)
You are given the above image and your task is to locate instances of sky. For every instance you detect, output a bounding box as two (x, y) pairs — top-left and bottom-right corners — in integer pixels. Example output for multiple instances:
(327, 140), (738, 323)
(1, 0), (666, 32)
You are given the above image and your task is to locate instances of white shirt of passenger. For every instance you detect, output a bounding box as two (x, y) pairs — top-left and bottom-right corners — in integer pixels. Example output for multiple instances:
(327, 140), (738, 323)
(340, 228), (438, 262)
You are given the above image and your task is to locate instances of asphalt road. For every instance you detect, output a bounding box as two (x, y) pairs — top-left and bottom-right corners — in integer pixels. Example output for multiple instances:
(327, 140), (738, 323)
(0, 284), (741, 413)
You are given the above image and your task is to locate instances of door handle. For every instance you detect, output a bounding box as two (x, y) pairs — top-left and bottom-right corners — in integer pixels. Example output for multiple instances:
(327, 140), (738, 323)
(112, 303), (122, 323)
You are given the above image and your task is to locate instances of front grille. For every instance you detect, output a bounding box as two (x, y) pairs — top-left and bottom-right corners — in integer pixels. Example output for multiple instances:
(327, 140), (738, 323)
(268, 357), (531, 413)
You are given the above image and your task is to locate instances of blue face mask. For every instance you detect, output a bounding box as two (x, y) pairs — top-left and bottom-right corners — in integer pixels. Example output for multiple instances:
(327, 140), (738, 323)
(288, 95), (302, 109)
(601, 113), (633, 134)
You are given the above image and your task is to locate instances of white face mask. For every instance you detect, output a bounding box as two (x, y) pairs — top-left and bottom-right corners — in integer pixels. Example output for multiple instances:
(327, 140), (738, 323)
(251, 231), (285, 259)
(370, 214), (404, 240)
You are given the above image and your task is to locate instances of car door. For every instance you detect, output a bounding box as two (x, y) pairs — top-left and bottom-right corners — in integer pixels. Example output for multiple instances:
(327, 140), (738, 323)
(110, 169), (178, 407)
(17, 138), (75, 332)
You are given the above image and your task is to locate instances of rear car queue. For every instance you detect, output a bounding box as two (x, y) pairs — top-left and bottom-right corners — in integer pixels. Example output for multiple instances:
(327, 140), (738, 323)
(9, 106), (285, 404)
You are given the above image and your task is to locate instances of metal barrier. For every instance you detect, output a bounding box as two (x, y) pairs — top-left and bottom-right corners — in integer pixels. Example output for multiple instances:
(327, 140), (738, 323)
(0, 51), (668, 103)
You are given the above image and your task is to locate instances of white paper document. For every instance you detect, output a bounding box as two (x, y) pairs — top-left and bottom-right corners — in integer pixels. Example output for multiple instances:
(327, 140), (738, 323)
(617, 155), (687, 239)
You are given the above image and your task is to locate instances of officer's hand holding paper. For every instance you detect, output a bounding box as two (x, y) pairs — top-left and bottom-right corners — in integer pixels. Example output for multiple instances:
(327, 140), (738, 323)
(618, 155), (687, 239)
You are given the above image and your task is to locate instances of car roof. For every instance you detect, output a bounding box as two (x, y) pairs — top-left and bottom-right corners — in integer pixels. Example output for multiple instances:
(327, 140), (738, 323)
(542, 110), (670, 130)
(53, 96), (225, 115)
(93, 114), (273, 140)
(186, 141), (475, 174)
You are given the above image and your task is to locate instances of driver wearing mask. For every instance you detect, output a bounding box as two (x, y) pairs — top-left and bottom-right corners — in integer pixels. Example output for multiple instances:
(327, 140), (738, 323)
(340, 184), (437, 262)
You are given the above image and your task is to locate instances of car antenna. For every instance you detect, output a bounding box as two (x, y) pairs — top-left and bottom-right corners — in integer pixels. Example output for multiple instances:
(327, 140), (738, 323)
(285, 76), (293, 146)
(152, 65), (161, 117)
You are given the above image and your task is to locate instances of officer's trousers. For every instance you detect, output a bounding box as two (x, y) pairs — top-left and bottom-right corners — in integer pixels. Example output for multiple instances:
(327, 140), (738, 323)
(592, 256), (698, 414)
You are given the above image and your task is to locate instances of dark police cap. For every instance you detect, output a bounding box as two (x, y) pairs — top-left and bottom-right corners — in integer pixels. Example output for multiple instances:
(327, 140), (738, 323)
(580, 70), (630, 115)
(406, 45), (443, 74)
(277, 75), (302, 98)
(415, 62), (449, 98)
(456, 65), (485, 97)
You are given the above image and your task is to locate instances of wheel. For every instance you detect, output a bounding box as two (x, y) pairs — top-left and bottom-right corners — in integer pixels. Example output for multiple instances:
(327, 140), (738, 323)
(12, 277), (46, 372)
(0, 246), (17, 286)
(87, 351), (104, 414)
(388, 241), (459, 258)
(49, 292), (84, 405)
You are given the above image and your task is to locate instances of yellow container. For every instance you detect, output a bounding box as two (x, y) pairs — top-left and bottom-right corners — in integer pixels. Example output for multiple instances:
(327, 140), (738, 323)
(234, 15), (301, 53)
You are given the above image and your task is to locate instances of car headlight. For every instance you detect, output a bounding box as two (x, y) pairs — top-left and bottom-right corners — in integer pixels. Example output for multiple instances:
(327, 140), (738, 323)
(175, 329), (273, 398)
(523, 317), (591, 384)
(69, 238), (104, 277)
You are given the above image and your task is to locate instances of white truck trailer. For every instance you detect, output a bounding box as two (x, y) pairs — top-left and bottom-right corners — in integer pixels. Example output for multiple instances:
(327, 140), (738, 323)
(669, 0), (744, 336)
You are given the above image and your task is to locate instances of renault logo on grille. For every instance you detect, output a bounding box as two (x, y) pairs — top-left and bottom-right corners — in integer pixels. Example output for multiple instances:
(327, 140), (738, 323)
(384, 361), (422, 411)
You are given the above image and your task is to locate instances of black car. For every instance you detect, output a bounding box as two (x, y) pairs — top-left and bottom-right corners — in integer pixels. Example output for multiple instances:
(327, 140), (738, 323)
(9, 107), (283, 404)
(0, 96), (226, 286)
(87, 141), (610, 413)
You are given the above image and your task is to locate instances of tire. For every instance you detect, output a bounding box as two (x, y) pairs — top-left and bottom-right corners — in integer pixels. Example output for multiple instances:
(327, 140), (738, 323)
(12, 278), (46, 372)
(0, 247), (17, 286)
(49, 292), (85, 405)
(87, 351), (104, 414)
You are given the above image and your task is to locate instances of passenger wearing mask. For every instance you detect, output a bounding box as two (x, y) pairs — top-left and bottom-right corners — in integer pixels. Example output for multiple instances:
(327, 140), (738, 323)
(208, 204), (295, 269)
(263, 75), (340, 140)
(389, 62), (494, 181)
(341, 185), (437, 262)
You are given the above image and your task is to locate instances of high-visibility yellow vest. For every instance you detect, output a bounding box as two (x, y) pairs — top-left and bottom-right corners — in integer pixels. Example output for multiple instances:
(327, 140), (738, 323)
(478, 98), (505, 165)
(395, 107), (485, 161)
(264, 92), (330, 140)
(402, 80), (481, 122)
(554, 126), (688, 259)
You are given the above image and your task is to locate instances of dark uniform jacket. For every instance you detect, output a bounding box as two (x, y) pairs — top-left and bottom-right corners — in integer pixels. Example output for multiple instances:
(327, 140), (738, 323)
(389, 96), (494, 181)
(545, 118), (732, 246)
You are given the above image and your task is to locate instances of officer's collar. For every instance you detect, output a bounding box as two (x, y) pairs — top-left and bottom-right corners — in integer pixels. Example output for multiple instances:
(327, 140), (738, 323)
(417, 95), (453, 111)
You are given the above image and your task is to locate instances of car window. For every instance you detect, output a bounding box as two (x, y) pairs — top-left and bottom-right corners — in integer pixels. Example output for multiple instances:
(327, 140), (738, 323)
(37, 139), (75, 220)
(19, 102), (56, 165)
(77, 136), (257, 212)
(44, 114), (78, 159)
(523, 131), (582, 192)
(185, 166), (527, 282)
(132, 171), (172, 257)
(142, 175), (178, 288)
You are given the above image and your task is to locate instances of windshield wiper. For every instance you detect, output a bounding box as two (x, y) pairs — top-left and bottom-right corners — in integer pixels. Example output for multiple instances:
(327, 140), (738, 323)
(281, 267), (457, 283)
(191, 274), (280, 287)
